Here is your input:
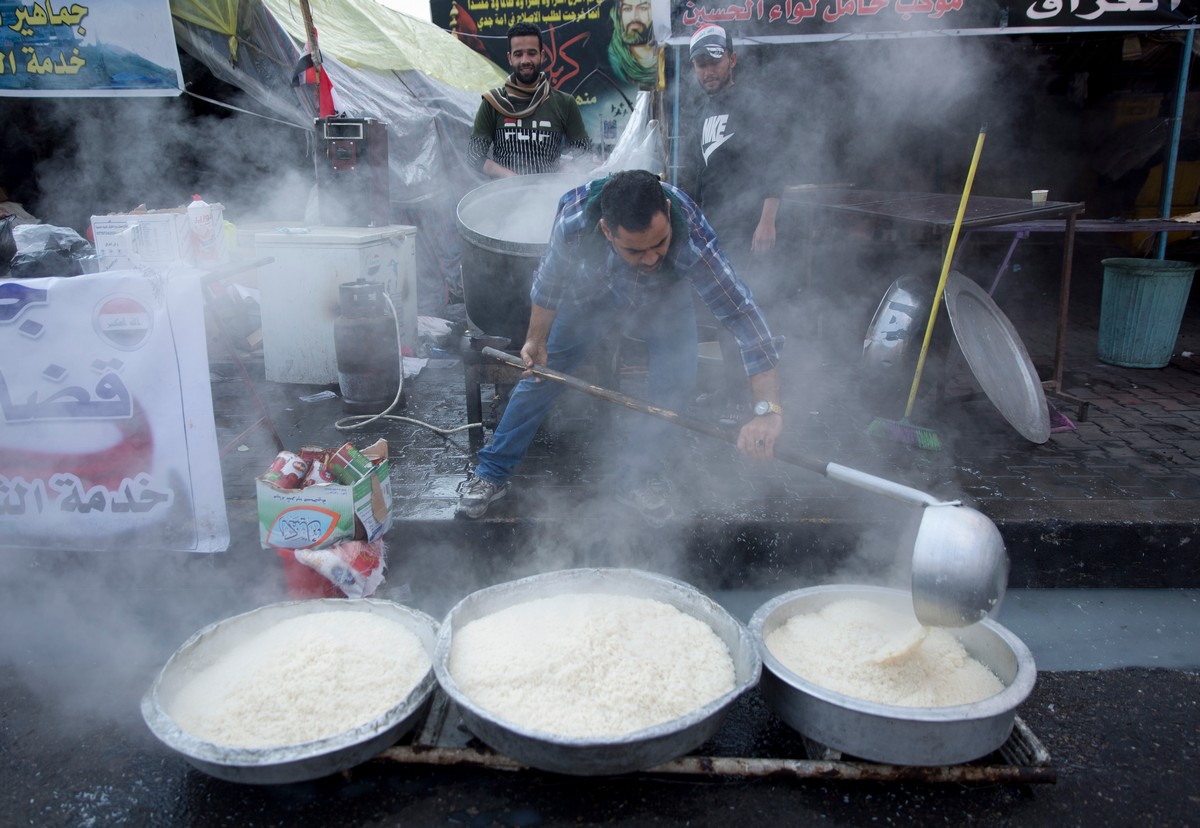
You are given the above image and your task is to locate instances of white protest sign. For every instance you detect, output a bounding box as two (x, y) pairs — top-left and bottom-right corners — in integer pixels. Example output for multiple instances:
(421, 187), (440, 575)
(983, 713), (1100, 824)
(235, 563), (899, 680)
(0, 269), (228, 552)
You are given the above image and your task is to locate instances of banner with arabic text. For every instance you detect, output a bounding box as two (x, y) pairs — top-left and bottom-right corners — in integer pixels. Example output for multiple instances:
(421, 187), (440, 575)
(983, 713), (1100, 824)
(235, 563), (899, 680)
(0, 270), (229, 553)
(671, 0), (1200, 42)
(0, 0), (182, 97)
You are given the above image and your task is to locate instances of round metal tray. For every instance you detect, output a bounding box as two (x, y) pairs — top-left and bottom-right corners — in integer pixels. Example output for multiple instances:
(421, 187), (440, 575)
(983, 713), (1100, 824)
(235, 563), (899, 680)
(141, 599), (439, 784)
(944, 272), (1051, 444)
(749, 584), (1036, 767)
(433, 568), (761, 776)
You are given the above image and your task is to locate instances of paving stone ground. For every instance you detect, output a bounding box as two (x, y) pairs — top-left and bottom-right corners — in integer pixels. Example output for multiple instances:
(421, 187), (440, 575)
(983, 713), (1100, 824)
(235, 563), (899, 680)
(207, 234), (1200, 597)
(3, 236), (1198, 828)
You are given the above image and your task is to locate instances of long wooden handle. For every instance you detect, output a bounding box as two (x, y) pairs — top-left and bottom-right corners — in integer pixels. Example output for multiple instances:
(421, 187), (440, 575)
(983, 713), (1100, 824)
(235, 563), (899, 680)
(480, 347), (951, 507)
(482, 343), (772, 451)
(903, 126), (987, 419)
(481, 346), (825, 476)
(299, 0), (322, 74)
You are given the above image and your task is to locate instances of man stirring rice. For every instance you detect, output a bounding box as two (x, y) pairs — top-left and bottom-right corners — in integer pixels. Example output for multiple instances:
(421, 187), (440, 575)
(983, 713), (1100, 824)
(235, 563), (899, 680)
(456, 170), (784, 526)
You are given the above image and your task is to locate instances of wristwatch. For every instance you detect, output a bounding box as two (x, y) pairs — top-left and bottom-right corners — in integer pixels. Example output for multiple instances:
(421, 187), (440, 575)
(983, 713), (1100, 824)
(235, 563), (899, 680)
(753, 400), (784, 417)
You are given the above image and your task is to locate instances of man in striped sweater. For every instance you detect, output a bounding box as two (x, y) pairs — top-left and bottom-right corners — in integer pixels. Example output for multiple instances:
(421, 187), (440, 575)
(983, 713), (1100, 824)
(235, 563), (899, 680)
(468, 23), (592, 178)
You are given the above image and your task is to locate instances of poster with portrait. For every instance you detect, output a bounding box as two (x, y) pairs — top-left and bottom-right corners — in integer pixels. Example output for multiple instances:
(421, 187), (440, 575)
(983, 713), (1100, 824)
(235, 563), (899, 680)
(431, 0), (661, 154)
(0, 270), (228, 553)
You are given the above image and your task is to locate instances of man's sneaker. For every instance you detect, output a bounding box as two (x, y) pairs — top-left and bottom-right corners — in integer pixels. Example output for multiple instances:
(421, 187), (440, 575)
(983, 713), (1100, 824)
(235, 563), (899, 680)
(456, 474), (509, 519)
(615, 476), (675, 528)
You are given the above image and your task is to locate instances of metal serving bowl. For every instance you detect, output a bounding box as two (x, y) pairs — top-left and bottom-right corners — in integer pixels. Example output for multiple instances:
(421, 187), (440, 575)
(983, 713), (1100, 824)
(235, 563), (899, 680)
(433, 568), (761, 776)
(749, 584), (1036, 766)
(141, 599), (439, 784)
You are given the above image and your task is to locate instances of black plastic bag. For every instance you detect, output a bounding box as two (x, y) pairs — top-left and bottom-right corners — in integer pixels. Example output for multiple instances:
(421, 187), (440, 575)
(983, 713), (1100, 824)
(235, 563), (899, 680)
(6, 223), (92, 279)
(0, 213), (16, 274)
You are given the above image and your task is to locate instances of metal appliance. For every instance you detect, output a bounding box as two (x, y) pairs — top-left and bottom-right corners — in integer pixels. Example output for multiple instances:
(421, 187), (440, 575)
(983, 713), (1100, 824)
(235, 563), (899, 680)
(315, 117), (391, 227)
(335, 280), (403, 414)
(255, 225), (417, 385)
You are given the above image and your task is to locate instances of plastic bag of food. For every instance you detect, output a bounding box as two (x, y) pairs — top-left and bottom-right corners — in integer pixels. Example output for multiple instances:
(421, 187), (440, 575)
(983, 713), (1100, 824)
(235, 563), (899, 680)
(293, 539), (386, 599)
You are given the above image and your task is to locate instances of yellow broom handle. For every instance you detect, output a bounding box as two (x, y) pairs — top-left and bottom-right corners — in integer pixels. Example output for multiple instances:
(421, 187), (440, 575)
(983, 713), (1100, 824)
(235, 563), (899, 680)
(903, 126), (987, 418)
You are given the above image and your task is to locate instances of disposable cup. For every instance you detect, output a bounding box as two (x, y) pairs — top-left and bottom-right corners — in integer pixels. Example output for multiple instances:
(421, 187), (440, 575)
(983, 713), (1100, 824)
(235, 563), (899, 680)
(1031, 189), (1049, 205)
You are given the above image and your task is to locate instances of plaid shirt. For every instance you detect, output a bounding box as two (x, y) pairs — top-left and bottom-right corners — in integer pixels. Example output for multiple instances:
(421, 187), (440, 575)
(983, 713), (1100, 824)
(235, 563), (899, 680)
(530, 179), (783, 376)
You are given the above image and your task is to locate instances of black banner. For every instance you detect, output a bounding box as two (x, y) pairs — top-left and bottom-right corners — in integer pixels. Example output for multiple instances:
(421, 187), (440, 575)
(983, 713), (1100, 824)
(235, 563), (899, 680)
(671, 0), (1199, 41)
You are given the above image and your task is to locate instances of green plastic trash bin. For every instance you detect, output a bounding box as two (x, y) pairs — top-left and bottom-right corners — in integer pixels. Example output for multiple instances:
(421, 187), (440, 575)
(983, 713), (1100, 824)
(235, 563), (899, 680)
(1098, 258), (1197, 368)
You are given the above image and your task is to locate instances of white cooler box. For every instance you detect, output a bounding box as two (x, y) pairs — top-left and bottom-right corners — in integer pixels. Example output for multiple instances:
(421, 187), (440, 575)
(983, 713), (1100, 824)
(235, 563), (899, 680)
(254, 225), (417, 384)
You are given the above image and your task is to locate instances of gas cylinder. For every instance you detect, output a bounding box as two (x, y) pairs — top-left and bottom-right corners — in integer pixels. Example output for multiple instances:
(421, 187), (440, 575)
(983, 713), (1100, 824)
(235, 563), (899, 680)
(334, 279), (403, 414)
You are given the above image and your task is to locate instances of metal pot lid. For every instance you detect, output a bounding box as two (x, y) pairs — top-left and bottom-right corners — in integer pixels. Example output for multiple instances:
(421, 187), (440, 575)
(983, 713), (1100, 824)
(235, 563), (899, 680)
(943, 272), (1050, 444)
(862, 274), (932, 373)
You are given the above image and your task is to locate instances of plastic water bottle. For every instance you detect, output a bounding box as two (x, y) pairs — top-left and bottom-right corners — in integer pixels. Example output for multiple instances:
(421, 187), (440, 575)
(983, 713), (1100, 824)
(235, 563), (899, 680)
(187, 194), (219, 265)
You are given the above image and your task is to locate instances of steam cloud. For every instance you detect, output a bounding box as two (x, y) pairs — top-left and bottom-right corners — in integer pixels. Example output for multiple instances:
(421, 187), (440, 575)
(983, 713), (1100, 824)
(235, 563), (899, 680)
(0, 31), (1068, 729)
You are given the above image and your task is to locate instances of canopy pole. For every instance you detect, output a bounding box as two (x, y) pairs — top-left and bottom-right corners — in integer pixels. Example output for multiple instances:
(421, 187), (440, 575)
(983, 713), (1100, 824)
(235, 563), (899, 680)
(1156, 27), (1194, 259)
(671, 44), (681, 186)
(299, 0), (322, 95)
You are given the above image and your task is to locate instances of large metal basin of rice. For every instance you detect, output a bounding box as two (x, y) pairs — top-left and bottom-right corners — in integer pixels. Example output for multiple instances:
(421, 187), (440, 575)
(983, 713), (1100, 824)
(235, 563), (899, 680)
(141, 599), (439, 784)
(749, 585), (1036, 766)
(433, 568), (761, 776)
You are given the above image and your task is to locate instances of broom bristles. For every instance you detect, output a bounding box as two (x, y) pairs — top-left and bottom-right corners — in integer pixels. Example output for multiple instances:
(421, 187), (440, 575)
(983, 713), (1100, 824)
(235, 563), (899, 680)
(867, 416), (943, 451)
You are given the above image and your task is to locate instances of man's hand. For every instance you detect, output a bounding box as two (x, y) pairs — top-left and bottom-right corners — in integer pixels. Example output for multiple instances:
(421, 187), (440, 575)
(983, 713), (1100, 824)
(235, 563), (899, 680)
(739, 366), (782, 459)
(737, 412), (782, 460)
(483, 159), (517, 178)
(519, 304), (556, 379)
(751, 220), (776, 253)
(751, 196), (781, 254)
(520, 339), (548, 376)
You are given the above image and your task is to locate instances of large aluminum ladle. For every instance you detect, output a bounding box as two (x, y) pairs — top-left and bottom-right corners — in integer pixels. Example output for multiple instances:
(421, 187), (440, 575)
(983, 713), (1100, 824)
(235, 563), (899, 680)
(482, 346), (1007, 627)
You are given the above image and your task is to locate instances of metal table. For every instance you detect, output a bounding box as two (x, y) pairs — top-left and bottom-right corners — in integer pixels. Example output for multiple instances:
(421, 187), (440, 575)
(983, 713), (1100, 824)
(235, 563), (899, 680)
(376, 687), (1056, 785)
(783, 188), (1087, 410)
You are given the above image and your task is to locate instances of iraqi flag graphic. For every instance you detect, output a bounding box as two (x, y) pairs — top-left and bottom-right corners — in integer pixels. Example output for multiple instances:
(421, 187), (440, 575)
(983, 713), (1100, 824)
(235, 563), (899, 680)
(94, 295), (152, 350)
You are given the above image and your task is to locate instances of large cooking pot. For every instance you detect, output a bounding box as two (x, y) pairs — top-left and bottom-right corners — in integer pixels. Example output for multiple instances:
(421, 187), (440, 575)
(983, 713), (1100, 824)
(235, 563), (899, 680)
(456, 173), (589, 346)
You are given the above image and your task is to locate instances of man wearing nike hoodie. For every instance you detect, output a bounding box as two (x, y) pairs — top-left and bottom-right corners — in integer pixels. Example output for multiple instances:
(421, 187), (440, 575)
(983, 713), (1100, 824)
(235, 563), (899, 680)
(681, 24), (787, 413)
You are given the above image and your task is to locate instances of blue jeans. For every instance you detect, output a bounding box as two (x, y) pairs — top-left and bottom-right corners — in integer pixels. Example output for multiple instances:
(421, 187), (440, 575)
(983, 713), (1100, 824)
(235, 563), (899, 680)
(475, 279), (698, 487)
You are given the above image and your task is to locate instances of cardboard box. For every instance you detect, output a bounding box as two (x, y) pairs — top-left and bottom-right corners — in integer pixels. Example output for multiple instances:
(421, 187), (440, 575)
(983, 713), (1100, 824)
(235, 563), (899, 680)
(257, 456), (392, 551)
(90, 203), (227, 269)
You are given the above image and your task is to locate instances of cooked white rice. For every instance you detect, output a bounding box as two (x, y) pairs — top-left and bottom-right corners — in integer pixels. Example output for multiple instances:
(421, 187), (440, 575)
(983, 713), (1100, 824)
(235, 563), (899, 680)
(764, 598), (1004, 707)
(169, 610), (430, 748)
(449, 593), (736, 738)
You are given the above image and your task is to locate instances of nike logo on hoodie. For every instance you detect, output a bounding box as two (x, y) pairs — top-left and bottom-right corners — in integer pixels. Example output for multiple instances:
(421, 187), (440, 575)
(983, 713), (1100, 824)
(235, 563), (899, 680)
(701, 113), (733, 165)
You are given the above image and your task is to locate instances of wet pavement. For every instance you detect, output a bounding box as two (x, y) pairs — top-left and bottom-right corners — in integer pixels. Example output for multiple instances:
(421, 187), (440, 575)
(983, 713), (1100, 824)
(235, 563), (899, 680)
(207, 235), (1200, 596)
(1, 663), (1196, 827)
(2, 237), (1199, 825)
